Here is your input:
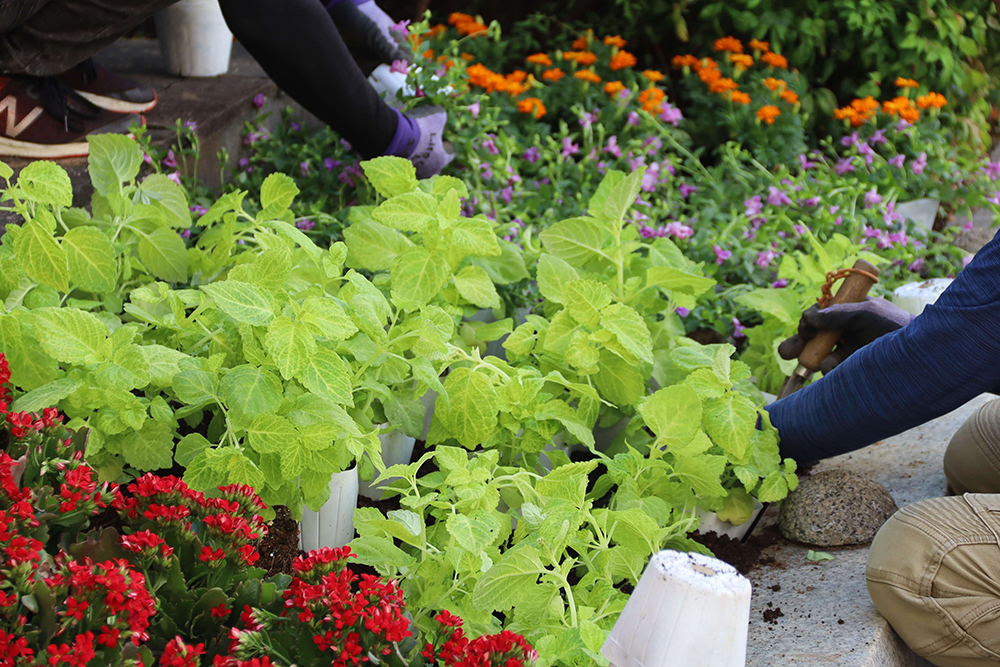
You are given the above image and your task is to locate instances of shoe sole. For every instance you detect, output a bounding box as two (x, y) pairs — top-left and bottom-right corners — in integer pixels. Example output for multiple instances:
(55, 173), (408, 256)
(0, 128), (139, 160)
(76, 90), (158, 114)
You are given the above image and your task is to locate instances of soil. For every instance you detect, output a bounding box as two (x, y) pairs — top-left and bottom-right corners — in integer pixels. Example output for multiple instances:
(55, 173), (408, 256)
(357, 493), (401, 515)
(687, 328), (727, 345)
(689, 523), (785, 576)
(762, 606), (785, 624)
(256, 506), (301, 577)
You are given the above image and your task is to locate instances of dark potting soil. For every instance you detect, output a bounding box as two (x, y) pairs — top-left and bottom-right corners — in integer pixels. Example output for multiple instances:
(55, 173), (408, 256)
(762, 606), (785, 624)
(687, 328), (727, 345)
(357, 492), (401, 515)
(256, 505), (301, 577)
(690, 523), (785, 576)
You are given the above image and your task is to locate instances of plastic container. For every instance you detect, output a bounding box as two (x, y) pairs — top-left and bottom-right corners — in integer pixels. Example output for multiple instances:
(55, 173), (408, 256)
(420, 390), (437, 441)
(891, 278), (954, 316)
(299, 467), (358, 552)
(694, 503), (765, 541)
(155, 0), (233, 78)
(358, 428), (416, 500)
(894, 198), (940, 232)
(367, 64), (414, 108)
(602, 550), (752, 667)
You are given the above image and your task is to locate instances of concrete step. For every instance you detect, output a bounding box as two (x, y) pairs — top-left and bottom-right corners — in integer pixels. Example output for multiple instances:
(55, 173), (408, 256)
(745, 394), (994, 666)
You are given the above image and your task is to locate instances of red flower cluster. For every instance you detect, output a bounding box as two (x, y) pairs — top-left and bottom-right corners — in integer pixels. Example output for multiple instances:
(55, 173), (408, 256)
(160, 636), (206, 667)
(423, 612), (537, 667)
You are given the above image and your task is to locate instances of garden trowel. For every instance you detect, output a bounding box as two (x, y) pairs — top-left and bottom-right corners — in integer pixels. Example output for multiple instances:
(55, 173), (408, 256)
(776, 259), (881, 399)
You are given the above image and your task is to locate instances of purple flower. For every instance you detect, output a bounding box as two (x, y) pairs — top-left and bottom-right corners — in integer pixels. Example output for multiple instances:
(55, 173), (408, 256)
(184, 121), (198, 131)
(870, 129), (887, 145)
(911, 151), (928, 176)
(834, 158), (855, 175)
(644, 136), (663, 153)
(299, 161), (311, 177)
(341, 139), (352, 151)
(522, 147), (540, 164)
(479, 163), (494, 181)
(578, 110), (599, 128)
(799, 154), (817, 170)
(296, 218), (315, 231)
(888, 231), (908, 245)
(604, 136), (622, 158)
(180, 229), (191, 239)
(884, 202), (903, 225)
(679, 183), (697, 199)
(253, 93), (266, 109)
(289, 121), (302, 132)
(857, 142), (876, 166)
(756, 249), (777, 268)
(841, 132), (859, 148)
(167, 172), (181, 185)
(561, 137), (580, 158)
(143, 153), (153, 165)
(802, 196), (821, 207)
(627, 111), (640, 126)
(676, 307), (690, 317)
(468, 101), (480, 119)
(482, 134), (499, 155)
(767, 186), (792, 206)
(338, 171), (355, 186)
(665, 221), (694, 239)
(659, 102), (683, 127)
(485, 209), (497, 221)
(829, 205), (840, 215)
(390, 59), (409, 75)
(744, 196), (763, 217)
(162, 149), (177, 169)
(889, 154), (905, 169)
(391, 19), (410, 34)
(965, 221), (975, 231)
(732, 317), (746, 339)
(862, 225), (882, 239)
(190, 205), (208, 216)
(988, 191), (1000, 206)
(500, 186), (513, 204)
(238, 157), (253, 173)
(713, 245), (732, 264)
(864, 188), (882, 208)
(641, 166), (659, 192)
(771, 279), (789, 288)
(793, 224), (808, 235)
(324, 157), (341, 172)
(908, 258), (925, 273)
(985, 161), (1000, 180)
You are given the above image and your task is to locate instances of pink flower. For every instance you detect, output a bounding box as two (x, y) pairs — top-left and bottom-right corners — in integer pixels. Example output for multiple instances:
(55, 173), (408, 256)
(864, 188), (882, 208)
(561, 137), (580, 158)
(295, 219), (315, 231)
(713, 245), (732, 264)
(840, 132), (859, 147)
(390, 59), (409, 74)
(391, 19), (410, 34)
(744, 196), (763, 216)
(911, 151), (928, 175)
(756, 249), (777, 268)
(834, 158), (855, 175)
(627, 111), (640, 126)
(253, 93), (266, 109)
(162, 149), (177, 169)
(679, 183), (697, 199)
(889, 154), (905, 168)
(767, 186), (792, 206)
(167, 172), (181, 185)
(732, 317), (746, 339)
(665, 221), (694, 239)
(468, 101), (481, 119)
(799, 154), (817, 170)
(884, 202), (903, 225)
(676, 307), (690, 317)
(659, 102), (683, 126)
(985, 161), (1000, 180)
(908, 258), (925, 273)
(604, 136), (622, 158)
(771, 279), (788, 288)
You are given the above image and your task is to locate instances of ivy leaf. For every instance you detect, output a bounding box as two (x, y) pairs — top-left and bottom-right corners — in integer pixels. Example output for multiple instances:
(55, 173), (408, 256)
(88, 134), (143, 196)
(219, 366), (283, 416)
(600, 303), (653, 363)
(436, 367), (499, 448)
(63, 227), (116, 293)
(14, 217), (69, 292)
(138, 227), (189, 283)
(390, 247), (450, 306)
(539, 217), (608, 267)
(703, 394), (758, 461)
(297, 346), (353, 406)
(31, 307), (109, 364)
(536, 254), (579, 305)
(361, 156), (419, 198)
(453, 265), (500, 309)
(639, 385), (702, 451)
(260, 173), (299, 212)
(18, 161), (72, 207)
(265, 316), (317, 380)
(202, 281), (275, 326)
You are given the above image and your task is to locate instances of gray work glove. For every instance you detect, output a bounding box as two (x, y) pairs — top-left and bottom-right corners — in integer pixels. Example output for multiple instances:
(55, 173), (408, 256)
(328, 1), (410, 65)
(778, 297), (914, 373)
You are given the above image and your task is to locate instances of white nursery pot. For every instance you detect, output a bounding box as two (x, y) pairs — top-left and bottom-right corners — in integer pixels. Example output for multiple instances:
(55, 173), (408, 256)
(602, 550), (752, 667)
(358, 428), (416, 500)
(155, 0), (233, 77)
(694, 503), (764, 541)
(299, 467), (358, 552)
(367, 64), (414, 108)
(894, 198), (940, 232)
(891, 278), (954, 316)
(420, 390), (437, 441)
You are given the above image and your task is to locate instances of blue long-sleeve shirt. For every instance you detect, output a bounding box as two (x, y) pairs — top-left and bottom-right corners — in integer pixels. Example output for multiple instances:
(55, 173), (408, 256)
(766, 228), (1000, 463)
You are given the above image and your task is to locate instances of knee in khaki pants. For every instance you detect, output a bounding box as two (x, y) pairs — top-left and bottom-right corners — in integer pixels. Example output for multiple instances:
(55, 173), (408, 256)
(944, 399), (1000, 494)
(866, 495), (1000, 667)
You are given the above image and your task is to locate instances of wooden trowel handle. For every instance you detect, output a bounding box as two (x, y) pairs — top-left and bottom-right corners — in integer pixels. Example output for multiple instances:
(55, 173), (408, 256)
(798, 259), (880, 372)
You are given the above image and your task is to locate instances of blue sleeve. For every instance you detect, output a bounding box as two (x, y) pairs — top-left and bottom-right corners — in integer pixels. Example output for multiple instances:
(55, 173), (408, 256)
(766, 229), (1000, 463)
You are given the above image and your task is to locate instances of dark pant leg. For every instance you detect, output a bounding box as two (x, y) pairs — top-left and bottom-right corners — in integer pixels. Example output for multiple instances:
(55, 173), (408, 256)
(0, 0), (49, 33)
(218, 0), (398, 158)
(0, 0), (178, 76)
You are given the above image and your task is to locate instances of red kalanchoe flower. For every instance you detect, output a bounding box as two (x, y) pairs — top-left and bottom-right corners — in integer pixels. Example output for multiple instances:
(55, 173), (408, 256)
(160, 637), (206, 667)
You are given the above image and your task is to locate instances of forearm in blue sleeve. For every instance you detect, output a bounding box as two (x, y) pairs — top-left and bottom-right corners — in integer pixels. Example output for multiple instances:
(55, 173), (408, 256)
(766, 229), (1000, 463)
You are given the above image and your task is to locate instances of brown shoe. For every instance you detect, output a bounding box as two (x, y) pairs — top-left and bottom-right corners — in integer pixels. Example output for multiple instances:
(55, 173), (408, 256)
(58, 59), (158, 114)
(0, 76), (143, 159)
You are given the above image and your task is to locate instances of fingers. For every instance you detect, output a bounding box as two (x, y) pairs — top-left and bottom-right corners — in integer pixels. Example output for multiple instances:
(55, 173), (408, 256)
(778, 334), (806, 360)
(802, 301), (868, 331)
(820, 339), (861, 374)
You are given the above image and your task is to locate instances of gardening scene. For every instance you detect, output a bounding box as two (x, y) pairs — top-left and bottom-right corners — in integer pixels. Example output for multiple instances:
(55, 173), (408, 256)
(0, 0), (998, 665)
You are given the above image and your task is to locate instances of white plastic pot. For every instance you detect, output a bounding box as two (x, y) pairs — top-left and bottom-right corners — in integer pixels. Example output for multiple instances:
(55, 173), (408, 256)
(694, 503), (765, 541)
(602, 550), (751, 667)
(155, 0), (233, 78)
(299, 467), (358, 552)
(891, 278), (954, 316)
(894, 198), (940, 232)
(420, 390), (437, 441)
(358, 428), (416, 500)
(367, 64), (414, 108)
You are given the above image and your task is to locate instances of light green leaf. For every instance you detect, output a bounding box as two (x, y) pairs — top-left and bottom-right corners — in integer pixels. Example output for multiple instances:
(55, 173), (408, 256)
(640, 385), (701, 451)
(247, 414), (298, 454)
(436, 367), (499, 448)
(260, 173), (299, 212)
(265, 316), (317, 380)
(735, 289), (799, 324)
(673, 454), (728, 497)
(18, 161), (72, 207)
(646, 266), (716, 297)
(757, 470), (790, 503)
(564, 279), (612, 326)
(176, 433), (212, 467)
(704, 394), (758, 461)
(300, 297), (358, 340)
(449, 217), (501, 257)
(601, 168), (644, 223)
(372, 191), (438, 231)
(63, 227), (116, 293)
(88, 134), (143, 195)
(431, 175), (469, 199)
(587, 170), (624, 219)
(15, 216), (69, 292)
(453, 265), (500, 309)
(343, 220), (411, 272)
(536, 254), (579, 305)
(536, 460), (598, 505)
(172, 369), (217, 404)
(138, 227), (189, 283)
(473, 547), (544, 612)
(601, 303), (653, 363)
(384, 396), (425, 439)
(202, 281), (274, 326)
(473, 240), (529, 284)
(227, 451), (266, 490)
(10, 378), (81, 413)
(390, 247), (450, 306)
(539, 217), (608, 266)
(219, 365), (283, 415)
(122, 419), (175, 471)
(594, 350), (645, 406)
(135, 174), (190, 227)
(0, 315), (57, 390)
(32, 307), (108, 364)
(806, 550), (834, 562)
(298, 346), (353, 405)
(447, 511), (503, 552)
(682, 368), (728, 399)
(361, 156), (419, 198)
(534, 400), (595, 448)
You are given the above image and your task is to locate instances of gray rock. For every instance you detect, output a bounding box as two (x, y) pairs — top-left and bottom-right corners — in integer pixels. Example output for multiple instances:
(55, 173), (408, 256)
(778, 470), (898, 547)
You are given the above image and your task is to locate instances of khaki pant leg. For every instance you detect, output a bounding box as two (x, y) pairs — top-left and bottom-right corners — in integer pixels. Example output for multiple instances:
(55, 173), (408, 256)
(944, 399), (1000, 495)
(866, 495), (1000, 667)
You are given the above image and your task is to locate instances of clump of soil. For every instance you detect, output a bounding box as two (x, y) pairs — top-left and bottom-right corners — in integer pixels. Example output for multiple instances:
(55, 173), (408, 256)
(762, 606), (784, 624)
(687, 328), (726, 345)
(357, 493), (400, 514)
(257, 505), (301, 577)
(690, 524), (785, 575)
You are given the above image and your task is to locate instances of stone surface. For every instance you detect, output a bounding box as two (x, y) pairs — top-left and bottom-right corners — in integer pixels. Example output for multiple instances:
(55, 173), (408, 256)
(745, 394), (995, 667)
(778, 470), (898, 546)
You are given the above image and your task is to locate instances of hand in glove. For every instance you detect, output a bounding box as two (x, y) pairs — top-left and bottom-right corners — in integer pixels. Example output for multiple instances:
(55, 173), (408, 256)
(328, 1), (409, 65)
(778, 297), (914, 373)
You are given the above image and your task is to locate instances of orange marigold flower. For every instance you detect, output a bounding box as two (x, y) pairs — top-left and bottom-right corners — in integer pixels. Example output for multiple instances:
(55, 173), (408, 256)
(563, 51), (598, 66)
(763, 77), (786, 91)
(604, 35), (627, 48)
(900, 107), (920, 122)
(517, 97), (547, 119)
(460, 52), (475, 61)
(507, 70), (528, 83)
(749, 38), (770, 52)
(728, 90), (752, 105)
(448, 12), (474, 25)
(756, 104), (781, 124)
(572, 33), (591, 50)
(708, 77), (739, 93)
(527, 53), (553, 67)
(780, 90), (799, 104)
(457, 20), (488, 36)
(694, 57), (718, 73)
(917, 92), (947, 109)
(423, 49), (434, 59)
(542, 68), (565, 82)
(895, 77), (919, 88)
(574, 69), (602, 84)
(834, 107), (858, 121)
(714, 36), (744, 53)
(643, 70), (665, 82)
(425, 24), (446, 38)
(672, 54), (699, 69)
(604, 80), (625, 96)
(502, 80), (527, 96)
(730, 54), (754, 68)
(698, 67), (722, 85)
(609, 50), (638, 71)
(638, 87), (666, 104)
(850, 96), (879, 113)
(761, 52), (788, 68)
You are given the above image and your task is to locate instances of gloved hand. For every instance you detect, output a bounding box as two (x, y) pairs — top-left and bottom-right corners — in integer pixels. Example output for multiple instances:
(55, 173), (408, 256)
(355, 0), (402, 45)
(328, 1), (409, 65)
(778, 297), (914, 373)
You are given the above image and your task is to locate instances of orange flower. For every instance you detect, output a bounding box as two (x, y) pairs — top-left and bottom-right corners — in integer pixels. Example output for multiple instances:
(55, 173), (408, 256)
(456, 20), (488, 36)
(694, 57), (718, 73)
(895, 77), (919, 88)
(761, 52), (788, 68)
(642, 70), (665, 82)
(572, 32), (592, 50)
(917, 92), (947, 109)
(728, 90), (751, 105)
(900, 107), (920, 123)
(639, 86), (666, 112)
(698, 67), (722, 85)
(714, 36), (744, 53)
(834, 107), (858, 121)
(851, 96), (879, 113)
(563, 51), (598, 66)
(542, 68), (565, 82)
(609, 50), (638, 71)
(756, 105), (780, 124)
(448, 12), (474, 25)
(517, 97), (547, 119)
(423, 49), (434, 59)
(604, 35), (627, 48)
(708, 77), (739, 94)
(424, 24), (446, 38)
(466, 63), (506, 93)
(763, 77), (786, 91)
(436, 55), (456, 71)
(526, 53), (553, 67)
(460, 52), (475, 61)
(575, 69), (602, 83)
(780, 90), (799, 104)
(672, 54), (699, 69)
(749, 38), (770, 52)
(507, 70), (527, 83)
(604, 80), (625, 96)
(730, 54), (754, 68)
(500, 80), (527, 96)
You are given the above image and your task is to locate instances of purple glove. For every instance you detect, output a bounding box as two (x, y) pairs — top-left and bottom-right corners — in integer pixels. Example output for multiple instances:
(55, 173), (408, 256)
(356, 0), (400, 44)
(778, 297), (914, 373)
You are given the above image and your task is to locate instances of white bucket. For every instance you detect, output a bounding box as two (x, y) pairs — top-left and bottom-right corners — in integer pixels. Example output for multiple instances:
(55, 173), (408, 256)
(602, 550), (752, 667)
(694, 503), (765, 541)
(368, 64), (414, 108)
(299, 467), (358, 551)
(891, 278), (954, 316)
(358, 428), (416, 500)
(155, 0), (234, 78)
